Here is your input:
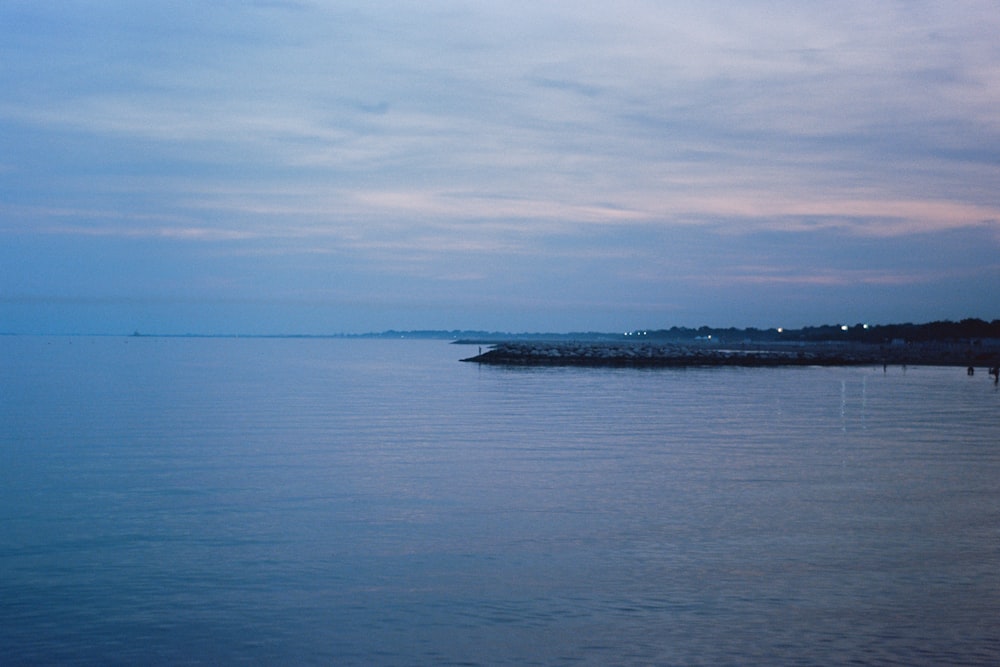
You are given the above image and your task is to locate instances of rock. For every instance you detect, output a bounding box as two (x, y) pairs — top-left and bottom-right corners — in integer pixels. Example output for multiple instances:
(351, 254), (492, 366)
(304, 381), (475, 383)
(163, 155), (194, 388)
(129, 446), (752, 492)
(460, 340), (977, 367)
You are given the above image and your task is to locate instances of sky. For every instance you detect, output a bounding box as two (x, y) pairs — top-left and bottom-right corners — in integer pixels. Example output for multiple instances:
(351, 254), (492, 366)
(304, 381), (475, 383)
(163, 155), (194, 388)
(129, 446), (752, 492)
(2, 1), (999, 334)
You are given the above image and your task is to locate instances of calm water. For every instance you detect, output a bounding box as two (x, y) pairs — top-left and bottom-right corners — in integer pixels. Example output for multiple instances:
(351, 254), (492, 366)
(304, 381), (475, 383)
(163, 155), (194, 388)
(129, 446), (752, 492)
(2, 337), (998, 665)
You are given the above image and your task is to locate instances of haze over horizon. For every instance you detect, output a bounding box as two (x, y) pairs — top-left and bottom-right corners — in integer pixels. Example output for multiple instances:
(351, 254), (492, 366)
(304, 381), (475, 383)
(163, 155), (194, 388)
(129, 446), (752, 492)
(3, 2), (999, 335)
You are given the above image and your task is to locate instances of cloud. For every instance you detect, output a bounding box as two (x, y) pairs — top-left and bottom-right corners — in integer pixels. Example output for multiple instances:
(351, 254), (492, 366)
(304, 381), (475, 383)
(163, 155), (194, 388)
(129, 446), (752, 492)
(700, 265), (994, 288)
(2, 1), (999, 331)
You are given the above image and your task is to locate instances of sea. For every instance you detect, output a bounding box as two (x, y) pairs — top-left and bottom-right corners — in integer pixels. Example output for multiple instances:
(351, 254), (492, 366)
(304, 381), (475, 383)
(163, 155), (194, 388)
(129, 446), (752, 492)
(1, 336), (998, 666)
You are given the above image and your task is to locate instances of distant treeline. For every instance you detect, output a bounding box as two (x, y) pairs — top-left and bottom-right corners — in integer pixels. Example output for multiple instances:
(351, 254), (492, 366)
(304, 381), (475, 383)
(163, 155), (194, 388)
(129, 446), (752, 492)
(119, 319), (1000, 342)
(634, 318), (1000, 343)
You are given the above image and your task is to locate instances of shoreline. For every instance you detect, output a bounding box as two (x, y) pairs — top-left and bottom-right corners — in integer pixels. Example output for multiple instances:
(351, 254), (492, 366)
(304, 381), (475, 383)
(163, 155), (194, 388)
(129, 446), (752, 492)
(461, 341), (1000, 368)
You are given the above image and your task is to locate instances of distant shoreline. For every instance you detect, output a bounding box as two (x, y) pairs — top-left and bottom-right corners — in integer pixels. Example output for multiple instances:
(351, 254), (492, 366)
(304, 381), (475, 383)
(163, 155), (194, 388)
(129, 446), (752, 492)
(461, 340), (1000, 368)
(3, 318), (998, 343)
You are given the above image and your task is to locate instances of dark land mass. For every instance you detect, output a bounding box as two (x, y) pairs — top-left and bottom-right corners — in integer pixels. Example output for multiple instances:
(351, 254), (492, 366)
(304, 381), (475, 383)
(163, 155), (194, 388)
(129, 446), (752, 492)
(456, 318), (1000, 368)
(456, 318), (1000, 345)
(23, 319), (997, 369)
(460, 340), (1000, 368)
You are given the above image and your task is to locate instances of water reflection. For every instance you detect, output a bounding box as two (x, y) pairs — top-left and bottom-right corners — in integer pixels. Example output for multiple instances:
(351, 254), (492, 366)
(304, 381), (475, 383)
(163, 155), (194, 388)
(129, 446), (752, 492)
(1, 339), (998, 664)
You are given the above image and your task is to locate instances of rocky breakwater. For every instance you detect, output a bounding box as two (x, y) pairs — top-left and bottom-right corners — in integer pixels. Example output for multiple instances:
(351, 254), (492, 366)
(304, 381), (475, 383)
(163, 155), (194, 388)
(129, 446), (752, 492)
(460, 341), (982, 368)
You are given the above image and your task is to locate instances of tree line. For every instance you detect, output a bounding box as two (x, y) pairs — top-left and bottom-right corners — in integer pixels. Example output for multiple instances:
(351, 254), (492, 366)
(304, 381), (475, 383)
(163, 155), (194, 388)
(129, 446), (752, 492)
(641, 318), (1000, 343)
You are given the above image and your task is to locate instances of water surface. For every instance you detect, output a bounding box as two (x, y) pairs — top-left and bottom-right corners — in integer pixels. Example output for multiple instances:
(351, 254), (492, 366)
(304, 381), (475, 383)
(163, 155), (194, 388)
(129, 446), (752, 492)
(2, 337), (998, 664)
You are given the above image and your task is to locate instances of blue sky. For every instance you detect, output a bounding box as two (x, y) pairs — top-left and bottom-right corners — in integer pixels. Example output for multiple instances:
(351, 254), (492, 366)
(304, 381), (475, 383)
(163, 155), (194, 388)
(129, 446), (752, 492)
(2, 1), (998, 334)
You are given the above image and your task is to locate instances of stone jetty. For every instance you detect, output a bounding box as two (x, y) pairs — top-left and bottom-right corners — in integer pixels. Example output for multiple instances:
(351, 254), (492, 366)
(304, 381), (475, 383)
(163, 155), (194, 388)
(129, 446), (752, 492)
(461, 341), (987, 368)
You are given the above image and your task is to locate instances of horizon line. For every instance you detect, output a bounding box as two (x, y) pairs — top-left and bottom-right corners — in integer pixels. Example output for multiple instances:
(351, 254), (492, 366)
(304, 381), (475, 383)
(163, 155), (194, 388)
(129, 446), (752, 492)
(3, 318), (999, 340)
